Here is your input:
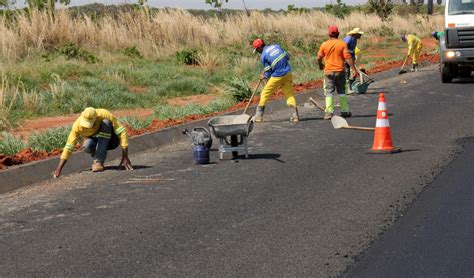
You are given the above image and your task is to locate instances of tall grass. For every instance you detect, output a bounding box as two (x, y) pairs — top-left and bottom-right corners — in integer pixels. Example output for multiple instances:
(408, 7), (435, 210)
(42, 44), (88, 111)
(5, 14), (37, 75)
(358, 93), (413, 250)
(0, 9), (443, 61)
(28, 126), (71, 152)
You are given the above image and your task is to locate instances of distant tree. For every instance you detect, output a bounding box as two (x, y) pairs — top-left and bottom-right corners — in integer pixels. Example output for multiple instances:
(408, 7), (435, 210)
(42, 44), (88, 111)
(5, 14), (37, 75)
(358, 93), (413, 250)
(205, 0), (250, 16)
(205, 0), (229, 9)
(26, 0), (71, 17)
(367, 0), (394, 20)
(324, 0), (350, 18)
(287, 4), (310, 13)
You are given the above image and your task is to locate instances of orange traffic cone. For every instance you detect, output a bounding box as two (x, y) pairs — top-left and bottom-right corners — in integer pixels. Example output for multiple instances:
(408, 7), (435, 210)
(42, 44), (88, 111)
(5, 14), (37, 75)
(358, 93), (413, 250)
(371, 93), (401, 153)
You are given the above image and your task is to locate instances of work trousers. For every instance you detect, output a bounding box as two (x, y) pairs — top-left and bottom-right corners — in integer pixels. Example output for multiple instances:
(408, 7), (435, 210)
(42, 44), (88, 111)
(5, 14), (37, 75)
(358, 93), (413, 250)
(259, 72), (297, 108)
(83, 119), (120, 163)
(410, 43), (423, 64)
(345, 62), (355, 91)
(324, 71), (350, 113)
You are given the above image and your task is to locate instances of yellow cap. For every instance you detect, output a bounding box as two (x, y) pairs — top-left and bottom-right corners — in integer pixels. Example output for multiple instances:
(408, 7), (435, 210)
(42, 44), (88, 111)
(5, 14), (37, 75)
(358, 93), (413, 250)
(79, 107), (97, 128)
(347, 28), (364, 35)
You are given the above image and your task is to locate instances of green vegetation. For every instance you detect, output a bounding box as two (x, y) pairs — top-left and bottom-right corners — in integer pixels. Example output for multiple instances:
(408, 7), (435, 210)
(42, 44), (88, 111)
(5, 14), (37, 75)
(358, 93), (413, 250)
(0, 126), (71, 155)
(120, 116), (152, 130)
(155, 96), (236, 120)
(0, 132), (27, 156)
(226, 77), (253, 102)
(28, 126), (71, 152)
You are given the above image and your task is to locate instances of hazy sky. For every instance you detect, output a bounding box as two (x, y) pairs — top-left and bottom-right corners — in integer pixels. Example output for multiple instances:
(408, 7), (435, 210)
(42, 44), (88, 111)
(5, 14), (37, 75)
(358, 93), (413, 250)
(64, 0), (367, 9)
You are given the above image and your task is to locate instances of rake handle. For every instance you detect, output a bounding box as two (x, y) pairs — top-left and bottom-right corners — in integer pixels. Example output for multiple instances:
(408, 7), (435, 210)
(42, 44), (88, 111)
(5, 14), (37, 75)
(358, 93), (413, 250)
(342, 126), (375, 131)
(243, 78), (263, 115)
(308, 97), (325, 112)
(400, 55), (409, 72)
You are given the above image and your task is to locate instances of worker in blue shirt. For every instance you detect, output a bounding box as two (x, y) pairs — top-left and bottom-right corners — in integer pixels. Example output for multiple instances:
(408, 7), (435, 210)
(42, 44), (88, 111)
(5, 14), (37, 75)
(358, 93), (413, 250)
(252, 38), (299, 122)
(343, 28), (363, 94)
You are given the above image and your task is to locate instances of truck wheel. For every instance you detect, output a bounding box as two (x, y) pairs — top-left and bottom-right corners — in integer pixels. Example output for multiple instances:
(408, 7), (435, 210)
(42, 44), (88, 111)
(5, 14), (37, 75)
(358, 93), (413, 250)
(459, 68), (471, 79)
(441, 63), (453, 83)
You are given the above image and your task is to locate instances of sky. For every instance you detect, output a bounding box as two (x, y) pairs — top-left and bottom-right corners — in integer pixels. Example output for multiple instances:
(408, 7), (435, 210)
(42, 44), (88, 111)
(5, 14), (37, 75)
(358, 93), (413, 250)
(64, 0), (367, 9)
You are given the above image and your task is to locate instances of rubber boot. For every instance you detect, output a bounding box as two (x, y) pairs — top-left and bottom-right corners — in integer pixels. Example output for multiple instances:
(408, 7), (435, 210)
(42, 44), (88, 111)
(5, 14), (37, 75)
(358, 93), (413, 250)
(290, 106), (300, 122)
(254, 106), (265, 122)
(411, 63), (418, 72)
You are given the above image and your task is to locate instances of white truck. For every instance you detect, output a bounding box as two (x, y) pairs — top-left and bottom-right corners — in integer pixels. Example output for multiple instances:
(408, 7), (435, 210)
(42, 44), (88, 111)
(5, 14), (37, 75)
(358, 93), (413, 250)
(440, 0), (474, 82)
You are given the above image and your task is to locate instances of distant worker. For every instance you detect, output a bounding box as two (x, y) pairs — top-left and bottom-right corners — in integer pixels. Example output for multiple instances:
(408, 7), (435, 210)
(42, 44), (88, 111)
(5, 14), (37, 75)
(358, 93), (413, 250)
(252, 39), (299, 122)
(53, 107), (133, 178)
(344, 27), (364, 94)
(317, 25), (357, 120)
(432, 31), (444, 41)
(401, 34), (423, 72)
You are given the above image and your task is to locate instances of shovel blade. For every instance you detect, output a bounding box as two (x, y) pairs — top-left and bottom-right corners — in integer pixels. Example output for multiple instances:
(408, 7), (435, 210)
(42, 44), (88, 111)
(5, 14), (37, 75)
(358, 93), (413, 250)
(398, 70), (408, 75)
(331, 115), (349, 129)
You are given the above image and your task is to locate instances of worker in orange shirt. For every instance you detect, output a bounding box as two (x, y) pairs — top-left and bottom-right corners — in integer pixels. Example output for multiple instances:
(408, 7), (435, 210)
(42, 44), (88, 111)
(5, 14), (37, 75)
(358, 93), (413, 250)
(317, 26), (357, 120)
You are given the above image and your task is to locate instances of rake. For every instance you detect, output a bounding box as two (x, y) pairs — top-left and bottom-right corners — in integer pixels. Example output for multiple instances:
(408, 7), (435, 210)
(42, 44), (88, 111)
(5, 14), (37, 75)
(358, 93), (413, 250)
(331, 115), (375, 131)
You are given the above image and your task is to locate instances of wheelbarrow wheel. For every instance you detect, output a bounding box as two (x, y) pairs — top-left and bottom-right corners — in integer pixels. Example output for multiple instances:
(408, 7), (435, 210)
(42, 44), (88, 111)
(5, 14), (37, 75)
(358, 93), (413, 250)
(231, 135), (239, 158)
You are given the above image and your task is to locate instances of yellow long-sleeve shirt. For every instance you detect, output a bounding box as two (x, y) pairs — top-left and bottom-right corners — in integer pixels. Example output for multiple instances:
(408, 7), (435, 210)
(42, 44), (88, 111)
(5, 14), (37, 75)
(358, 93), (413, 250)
(407, 34), (422, 56)
(61, 109), (128, 160)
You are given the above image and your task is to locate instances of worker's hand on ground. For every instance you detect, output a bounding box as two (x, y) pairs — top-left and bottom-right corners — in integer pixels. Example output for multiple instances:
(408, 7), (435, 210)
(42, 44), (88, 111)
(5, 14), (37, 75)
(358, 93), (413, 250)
(119, 148), (134, 171)
(119, 156), (133, 171)
(52, 169), (61, 178)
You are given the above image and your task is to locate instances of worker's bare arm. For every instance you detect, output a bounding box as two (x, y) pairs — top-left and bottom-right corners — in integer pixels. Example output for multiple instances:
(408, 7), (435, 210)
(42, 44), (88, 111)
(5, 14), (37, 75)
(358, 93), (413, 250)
(53, 159), (67, 178)
(317, 58), (324, 70)
(119, 148), (134, 171)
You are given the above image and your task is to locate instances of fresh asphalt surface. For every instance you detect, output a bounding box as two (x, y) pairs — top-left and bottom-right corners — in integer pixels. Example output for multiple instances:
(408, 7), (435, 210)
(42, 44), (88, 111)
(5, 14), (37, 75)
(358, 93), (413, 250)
(344, 138), (474, 277)
(0, 65), (473, 276)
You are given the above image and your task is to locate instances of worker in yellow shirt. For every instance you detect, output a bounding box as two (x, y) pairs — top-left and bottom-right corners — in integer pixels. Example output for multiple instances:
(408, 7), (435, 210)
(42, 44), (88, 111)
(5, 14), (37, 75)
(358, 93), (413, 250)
(401, 34), (423, 72)
(53, 107), (133, 177)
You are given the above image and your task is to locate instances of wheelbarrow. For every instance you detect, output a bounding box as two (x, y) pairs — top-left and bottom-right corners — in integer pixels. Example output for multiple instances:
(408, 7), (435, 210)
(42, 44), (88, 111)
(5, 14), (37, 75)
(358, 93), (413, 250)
(351, 68), (375, 94)
(208, 114), (254, 160)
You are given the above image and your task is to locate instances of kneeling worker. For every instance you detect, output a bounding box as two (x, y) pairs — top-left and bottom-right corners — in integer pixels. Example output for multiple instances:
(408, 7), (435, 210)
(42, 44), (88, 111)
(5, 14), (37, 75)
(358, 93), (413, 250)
(53, 107), (133, 178)
(252, 38), (299, 122)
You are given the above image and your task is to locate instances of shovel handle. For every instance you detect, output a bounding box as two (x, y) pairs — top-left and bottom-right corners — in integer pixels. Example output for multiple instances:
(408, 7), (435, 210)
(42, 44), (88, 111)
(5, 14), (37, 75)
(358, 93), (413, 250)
(400, 55), (409, 71)
(243, 78), (263, 115)
(342, 126), (375, 131)
(308, 97), (325, 112)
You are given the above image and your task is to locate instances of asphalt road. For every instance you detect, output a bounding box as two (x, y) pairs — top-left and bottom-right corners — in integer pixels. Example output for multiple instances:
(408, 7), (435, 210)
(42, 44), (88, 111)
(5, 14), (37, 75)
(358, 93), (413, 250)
(344, 138), (474, 277)
(0, 65), (473, 277)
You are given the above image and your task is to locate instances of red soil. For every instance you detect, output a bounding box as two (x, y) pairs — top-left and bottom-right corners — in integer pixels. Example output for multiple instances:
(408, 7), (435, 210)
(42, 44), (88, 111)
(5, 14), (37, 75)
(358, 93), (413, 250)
(167, 94), (217, 107)
(0, 148), (62, 170)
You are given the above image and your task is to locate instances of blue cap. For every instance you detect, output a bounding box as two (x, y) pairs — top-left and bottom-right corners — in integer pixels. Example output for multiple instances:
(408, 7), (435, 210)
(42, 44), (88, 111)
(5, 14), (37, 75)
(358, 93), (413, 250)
(431, 31), (438, 38)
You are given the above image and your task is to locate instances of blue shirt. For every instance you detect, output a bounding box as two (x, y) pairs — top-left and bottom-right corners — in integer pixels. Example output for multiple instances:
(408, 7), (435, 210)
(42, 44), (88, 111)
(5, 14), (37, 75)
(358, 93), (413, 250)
(261, 44), (291, 79)
(343, 36), (357, 60)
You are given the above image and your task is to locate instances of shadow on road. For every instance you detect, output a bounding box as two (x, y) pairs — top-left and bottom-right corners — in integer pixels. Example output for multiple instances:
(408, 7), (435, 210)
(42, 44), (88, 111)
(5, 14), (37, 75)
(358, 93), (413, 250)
(234, 153), (284, 163)
(106, 165), (152, 171)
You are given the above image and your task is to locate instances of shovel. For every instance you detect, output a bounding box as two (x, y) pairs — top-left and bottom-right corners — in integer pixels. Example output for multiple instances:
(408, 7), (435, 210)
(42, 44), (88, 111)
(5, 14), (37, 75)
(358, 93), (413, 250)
(398, 56), (409, 75)
(331, 115), (375, 131)
(243, 78), (263, 115)
(308, 97), (326, 112)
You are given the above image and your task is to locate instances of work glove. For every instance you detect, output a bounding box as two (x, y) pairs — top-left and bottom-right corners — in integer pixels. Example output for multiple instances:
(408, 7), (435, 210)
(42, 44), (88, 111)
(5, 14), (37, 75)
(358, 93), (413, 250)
(319, 64), (325, 71)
